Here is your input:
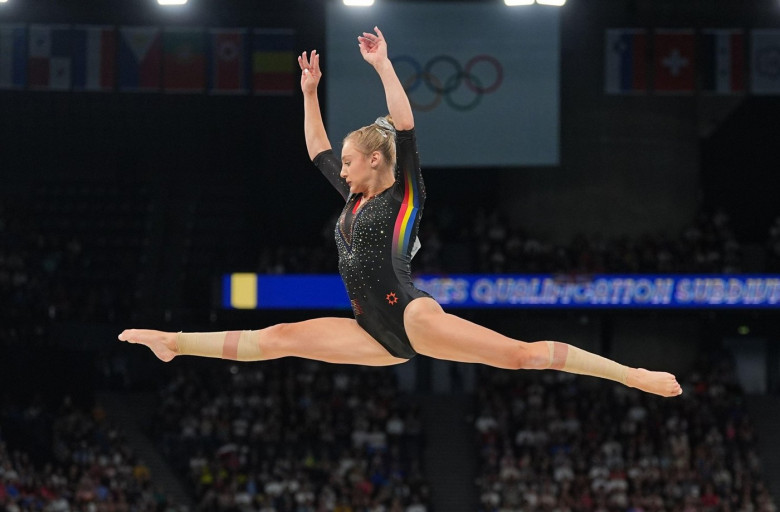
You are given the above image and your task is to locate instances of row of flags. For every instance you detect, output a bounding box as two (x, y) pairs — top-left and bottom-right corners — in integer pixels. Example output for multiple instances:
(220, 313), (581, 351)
(0, 24), (295, 94)
(605, 28), (780, 95)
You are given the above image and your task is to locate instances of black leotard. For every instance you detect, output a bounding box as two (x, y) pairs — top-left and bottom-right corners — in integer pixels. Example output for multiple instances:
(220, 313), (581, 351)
(314, 128), (430, 359)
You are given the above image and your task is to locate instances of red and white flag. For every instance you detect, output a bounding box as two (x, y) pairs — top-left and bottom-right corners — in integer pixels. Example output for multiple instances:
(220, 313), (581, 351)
(208, 28), (248, 94)
(28, 24), (72, 90)
(654, 29), (695, 94)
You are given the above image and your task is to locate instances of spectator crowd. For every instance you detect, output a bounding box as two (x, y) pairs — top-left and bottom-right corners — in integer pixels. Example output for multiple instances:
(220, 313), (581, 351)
(149, 360), (429, 512)
(473, 357), (777, 512)
(0, 395), (181, 512)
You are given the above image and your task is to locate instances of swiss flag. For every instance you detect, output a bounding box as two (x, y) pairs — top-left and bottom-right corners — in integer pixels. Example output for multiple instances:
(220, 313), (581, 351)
(654, 29), (695, 93)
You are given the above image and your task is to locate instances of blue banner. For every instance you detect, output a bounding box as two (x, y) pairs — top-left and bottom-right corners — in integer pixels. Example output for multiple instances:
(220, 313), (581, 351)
(222, 274), (780, 310)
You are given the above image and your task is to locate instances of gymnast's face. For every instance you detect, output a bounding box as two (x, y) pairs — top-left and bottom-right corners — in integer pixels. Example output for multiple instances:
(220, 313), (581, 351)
(340, 141), (373, 196)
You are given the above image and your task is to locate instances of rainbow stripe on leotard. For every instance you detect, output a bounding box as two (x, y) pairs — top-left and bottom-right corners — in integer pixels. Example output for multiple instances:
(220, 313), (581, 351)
(392, 165), (421, 256)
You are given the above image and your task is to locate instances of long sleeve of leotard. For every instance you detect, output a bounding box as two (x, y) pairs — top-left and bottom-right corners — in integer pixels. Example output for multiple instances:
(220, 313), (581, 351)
(313, 149), (350, 201)
(393, 128), (426, 207)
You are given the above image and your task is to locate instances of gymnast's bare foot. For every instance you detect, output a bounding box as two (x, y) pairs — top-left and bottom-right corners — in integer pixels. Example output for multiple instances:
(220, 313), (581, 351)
(118, 329), (178, 362)
(626, 368), (682, 397)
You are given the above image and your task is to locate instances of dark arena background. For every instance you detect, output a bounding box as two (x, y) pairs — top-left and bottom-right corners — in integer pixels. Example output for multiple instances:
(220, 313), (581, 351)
(1, 0), (780, 511)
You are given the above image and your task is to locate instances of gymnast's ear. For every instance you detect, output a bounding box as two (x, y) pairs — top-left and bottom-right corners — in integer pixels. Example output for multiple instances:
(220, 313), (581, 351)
(369, 150), (383, 169)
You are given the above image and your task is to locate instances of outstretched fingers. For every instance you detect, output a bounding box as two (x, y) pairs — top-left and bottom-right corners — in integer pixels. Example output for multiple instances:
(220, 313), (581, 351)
(298, 50), (319, 72)
(299, 50), (321, 92)
(310, 50), (320, 75)
(298, 50), (309, 70)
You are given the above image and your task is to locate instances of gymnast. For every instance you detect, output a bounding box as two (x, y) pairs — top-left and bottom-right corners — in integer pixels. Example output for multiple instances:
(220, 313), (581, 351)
(119, 27), (682, 398)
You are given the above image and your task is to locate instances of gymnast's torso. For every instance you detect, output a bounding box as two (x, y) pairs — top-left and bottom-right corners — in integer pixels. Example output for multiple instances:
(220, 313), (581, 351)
(313, 128), (430, 359)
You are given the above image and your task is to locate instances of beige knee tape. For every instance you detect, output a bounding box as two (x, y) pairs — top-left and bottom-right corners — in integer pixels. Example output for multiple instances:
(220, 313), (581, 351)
(176, 330), (263, 361)
(545, 341), (628, 385)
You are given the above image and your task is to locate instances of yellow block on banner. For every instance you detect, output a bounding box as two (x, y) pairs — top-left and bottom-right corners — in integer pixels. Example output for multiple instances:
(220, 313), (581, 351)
(230, 273), (258, 309)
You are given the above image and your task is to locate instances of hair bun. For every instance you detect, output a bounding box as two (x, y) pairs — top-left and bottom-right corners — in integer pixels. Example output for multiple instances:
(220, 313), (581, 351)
(374, 116), (396, 134)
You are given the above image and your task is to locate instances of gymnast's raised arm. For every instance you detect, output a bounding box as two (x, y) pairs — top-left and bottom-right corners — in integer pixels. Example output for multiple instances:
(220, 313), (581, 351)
(358, 27), (413, 131)
(298, 50), (331, 161)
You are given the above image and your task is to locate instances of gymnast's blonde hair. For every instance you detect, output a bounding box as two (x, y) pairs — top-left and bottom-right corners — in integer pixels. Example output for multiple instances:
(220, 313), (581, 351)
(344, 115), (397, 170)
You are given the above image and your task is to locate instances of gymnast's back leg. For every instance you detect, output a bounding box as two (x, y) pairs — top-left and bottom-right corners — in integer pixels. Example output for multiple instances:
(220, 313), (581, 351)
(118, 318), (407, 367)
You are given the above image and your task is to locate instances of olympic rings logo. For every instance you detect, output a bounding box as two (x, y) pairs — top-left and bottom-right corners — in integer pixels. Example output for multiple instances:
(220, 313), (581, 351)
(391, 54), (504, 112)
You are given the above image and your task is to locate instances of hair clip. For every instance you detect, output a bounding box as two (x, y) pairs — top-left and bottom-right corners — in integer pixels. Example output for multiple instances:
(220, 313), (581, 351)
(374, 116), (396, 135)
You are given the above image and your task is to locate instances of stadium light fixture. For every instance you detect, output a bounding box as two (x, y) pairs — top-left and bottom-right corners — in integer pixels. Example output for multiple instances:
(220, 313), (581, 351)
(504, 0), (534, 5)
(343, 0), (374, 6)
(536, 0), (566, 5)
(157, 0), (188, 5)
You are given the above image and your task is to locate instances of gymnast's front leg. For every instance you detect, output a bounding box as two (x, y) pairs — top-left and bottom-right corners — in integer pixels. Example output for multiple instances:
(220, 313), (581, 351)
(403, 297), (682, 398)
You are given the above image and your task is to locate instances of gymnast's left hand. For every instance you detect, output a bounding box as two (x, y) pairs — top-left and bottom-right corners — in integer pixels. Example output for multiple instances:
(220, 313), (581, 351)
(358, 26), (389, 67)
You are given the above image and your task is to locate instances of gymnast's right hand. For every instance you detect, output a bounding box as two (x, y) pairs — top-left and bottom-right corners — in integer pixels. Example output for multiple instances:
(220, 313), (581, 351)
(298, 50), (322, 95)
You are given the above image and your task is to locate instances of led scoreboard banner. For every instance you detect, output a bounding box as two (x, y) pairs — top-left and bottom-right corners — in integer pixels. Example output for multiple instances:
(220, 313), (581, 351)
(222, 274), (780, 310)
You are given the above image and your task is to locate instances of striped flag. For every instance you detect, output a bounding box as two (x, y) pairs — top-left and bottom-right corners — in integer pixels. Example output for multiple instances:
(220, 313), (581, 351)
(118, 26), (162, 92)
(163, 27), (205, 93)
(751, 29), (780, 96)
(208, 28), (248, 94)
(700, 29), (744, 94)
(72, 25), (116, 92)
(653, 29), (695, 94)
(604, 29), (648, 94)
(252, 29), (295, 95)
(28, 24), (72, 90)
(0, 24), (27, 89)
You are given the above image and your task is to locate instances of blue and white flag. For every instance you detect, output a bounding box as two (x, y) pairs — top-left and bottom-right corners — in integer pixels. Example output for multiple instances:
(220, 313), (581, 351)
(604, 29), (648, 94)
(751, 29), (780, 95)
(72, 25), (116, 91)
(700, 29), (745, 94)
(0, 24), (27, 89)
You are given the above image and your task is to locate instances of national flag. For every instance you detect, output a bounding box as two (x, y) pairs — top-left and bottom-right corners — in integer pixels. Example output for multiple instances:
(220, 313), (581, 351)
(653, 29), (695, 93)
(163, 27), (205, 93)
(0, 24), (27, 89)
(28, 24), (72, 90)
(252, 29), (295, 95)
(700, 29), (744, 94)
(208, 28), (248, 94)
(118, 26), (162, 92)
(604, 29), (648, 94)
(71, 25), (116, 92)
(751, 29), (780, 96)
